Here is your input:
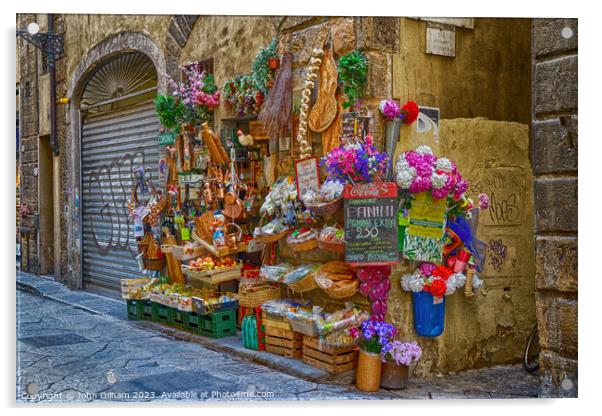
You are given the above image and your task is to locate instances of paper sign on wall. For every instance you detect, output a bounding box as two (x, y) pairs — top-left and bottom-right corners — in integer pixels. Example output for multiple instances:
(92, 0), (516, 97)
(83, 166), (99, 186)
(295, 157), (321, 201)
(403, 192), (447, 263)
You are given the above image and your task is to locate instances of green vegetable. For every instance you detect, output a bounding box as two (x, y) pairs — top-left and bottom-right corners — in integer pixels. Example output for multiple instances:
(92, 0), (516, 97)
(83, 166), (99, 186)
(337, 50), (369, 110)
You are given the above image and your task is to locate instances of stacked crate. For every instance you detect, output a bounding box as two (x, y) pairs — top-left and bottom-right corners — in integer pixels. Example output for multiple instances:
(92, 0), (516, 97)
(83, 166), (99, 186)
(302, 336), (358, 374)
(262, 312), (303, 359)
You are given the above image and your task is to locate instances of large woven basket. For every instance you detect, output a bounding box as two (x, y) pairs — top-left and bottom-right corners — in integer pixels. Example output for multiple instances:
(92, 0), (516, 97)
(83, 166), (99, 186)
(307, 197), (343, 216)
(255, 228), (290, 244)
(143, 257), (166, 271)
(238, 283), (281, 308)
(317, 238), (345, 254)
(287, 272), (318, 293)
(286, 234), (318, 252)
(325, 279), (359, 299)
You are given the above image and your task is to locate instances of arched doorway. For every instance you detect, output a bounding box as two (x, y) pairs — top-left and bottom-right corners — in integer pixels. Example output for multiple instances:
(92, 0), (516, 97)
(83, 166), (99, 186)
(79, 51), (160, 294)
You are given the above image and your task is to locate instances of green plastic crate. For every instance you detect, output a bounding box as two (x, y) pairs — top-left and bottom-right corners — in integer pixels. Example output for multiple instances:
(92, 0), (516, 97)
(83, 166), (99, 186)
(199, 325), (236, 339)
(151, 302), (172, 324)
(142, 300), (153, 320)
(126, 299), (145, 321)
(187, 312), (202, 334)
(170, 308), (190, 329)
(198, 309), (236, 338)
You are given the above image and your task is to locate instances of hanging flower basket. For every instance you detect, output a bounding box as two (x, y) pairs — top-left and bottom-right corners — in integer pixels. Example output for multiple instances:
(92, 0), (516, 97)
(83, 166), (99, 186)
(412, 292), (446, 337)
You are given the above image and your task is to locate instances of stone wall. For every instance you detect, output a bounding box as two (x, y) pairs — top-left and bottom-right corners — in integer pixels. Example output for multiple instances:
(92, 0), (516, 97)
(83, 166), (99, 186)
(532, 18), (578, 397)
(17, 13), (41, 273)
(392, 18), (532, 124)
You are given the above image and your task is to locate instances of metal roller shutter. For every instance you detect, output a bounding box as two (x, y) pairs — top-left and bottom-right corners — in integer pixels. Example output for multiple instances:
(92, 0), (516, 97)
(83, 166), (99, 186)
(81, 100), (159, 292)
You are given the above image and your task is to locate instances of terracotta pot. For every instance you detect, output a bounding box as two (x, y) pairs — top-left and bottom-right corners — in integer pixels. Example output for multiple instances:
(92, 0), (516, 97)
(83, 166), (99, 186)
(380, 361), (409, 390)
(355, 351), (381, 392)
(268, 57), (280, 70)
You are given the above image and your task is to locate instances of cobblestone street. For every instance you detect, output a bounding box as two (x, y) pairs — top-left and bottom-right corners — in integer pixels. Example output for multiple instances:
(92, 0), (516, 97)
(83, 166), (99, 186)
(16, 274), (540, 402)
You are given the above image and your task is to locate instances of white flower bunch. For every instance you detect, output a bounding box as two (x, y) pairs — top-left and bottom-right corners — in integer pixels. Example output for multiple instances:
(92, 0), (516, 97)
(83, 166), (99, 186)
(445, 272), (467, 295)
(435, 157), (453, 173)
(401, 272), (425, 293)
(431, 172), (448, 190)
(395, 153), (417, 189)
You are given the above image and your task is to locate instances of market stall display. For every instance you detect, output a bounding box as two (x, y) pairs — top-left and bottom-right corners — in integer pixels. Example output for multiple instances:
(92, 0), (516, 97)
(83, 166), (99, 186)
(115, 34), (497, 392)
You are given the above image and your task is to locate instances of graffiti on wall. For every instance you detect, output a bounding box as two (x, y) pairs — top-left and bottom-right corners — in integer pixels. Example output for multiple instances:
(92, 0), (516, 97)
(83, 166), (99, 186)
(471, 168), (525, 227)
(83, 151), (146, 258)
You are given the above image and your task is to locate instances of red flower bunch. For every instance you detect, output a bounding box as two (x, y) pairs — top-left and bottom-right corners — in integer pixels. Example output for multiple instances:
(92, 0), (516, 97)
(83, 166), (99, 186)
(401, 101), (419, 125)
(431, 265), (453, 280)
(425, 279), (447, 298)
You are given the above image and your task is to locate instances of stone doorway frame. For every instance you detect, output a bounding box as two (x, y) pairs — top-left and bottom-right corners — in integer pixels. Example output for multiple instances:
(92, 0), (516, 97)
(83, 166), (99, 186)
(65, 31), (167, 289)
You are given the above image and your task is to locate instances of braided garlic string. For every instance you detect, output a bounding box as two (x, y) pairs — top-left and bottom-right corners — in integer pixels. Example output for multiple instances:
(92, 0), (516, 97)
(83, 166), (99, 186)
(297, 48), (324, 159)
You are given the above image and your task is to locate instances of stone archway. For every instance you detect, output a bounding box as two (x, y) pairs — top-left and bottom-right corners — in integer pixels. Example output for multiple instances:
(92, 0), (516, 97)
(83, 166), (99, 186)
(65, 31), (166, 289)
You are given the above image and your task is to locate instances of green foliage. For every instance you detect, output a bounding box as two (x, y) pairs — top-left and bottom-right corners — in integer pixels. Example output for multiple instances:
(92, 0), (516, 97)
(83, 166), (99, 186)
(337, 50), (369, 110)
(251, 37), (279, 95)
(201, 73), (218, 94)
(154, 95), (184, 131)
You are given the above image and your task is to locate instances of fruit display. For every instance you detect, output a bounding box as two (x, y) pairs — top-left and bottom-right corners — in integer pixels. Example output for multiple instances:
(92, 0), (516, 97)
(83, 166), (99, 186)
(187, 255), (238, 272)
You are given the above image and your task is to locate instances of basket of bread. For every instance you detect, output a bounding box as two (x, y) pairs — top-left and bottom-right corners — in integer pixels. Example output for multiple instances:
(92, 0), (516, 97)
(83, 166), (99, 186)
(314, 261), (358, 299)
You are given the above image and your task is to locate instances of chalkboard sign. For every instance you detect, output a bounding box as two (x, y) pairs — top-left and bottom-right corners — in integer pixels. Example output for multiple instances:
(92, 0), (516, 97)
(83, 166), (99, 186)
(344, 182), (399, 266)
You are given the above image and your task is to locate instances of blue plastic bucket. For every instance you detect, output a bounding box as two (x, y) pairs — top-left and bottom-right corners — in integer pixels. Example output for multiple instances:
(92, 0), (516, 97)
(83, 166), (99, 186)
(412, 292), (446, 337)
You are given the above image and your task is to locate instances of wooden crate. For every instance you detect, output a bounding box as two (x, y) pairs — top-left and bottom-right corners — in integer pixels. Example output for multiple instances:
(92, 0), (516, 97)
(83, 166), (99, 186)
(302, 336), (358, 374)
(261, 312), (292, 331)
(264, 322), (303, 359)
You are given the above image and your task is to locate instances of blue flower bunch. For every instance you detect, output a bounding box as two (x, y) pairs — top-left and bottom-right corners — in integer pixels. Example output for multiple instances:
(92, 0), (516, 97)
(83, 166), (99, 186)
(350, 319), (398, 353)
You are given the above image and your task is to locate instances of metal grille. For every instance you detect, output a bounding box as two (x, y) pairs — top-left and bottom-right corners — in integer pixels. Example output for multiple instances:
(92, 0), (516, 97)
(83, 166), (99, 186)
(81, 100), (159, 292)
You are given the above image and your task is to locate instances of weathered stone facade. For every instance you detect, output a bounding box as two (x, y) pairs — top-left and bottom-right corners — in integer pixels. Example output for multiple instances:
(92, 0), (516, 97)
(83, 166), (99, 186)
(532, 18), (578, 397)
(17, 15), (554, 378)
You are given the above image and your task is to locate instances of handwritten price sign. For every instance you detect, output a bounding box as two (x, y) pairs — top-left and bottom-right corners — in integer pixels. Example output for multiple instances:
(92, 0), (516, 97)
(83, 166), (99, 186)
(344, 182), (399, 266)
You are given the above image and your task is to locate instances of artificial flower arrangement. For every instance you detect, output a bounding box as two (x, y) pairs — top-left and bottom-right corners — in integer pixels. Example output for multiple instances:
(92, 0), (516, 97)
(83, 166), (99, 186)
(165, 64), (221, 126)
(381, 340), (422, 366)
(222, 39), (279, 117)
(349, 319), (398, 392)
(349, 319), (398, 354)
(395, 145), (469, 202)
(321, 136), (390, 184)
(379, 99), (420, 125)
(401, 262), (482, 298)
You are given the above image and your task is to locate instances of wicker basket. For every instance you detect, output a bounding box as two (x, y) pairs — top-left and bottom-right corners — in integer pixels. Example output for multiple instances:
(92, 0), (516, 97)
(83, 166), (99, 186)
(238, 283), (281, 308)
(143, 257), (166, 271)
(287, 272), (318, 293)
(317, 238), (345, 254)
(256, 229), (289, 244)
(286, 234), (318, 252)
(324, 279), (359, 299)
(307, 197), (343, 216)
(182, 264), (242, 286)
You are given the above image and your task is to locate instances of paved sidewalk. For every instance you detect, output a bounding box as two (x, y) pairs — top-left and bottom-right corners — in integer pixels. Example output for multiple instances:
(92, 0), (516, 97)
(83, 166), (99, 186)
(16, 272), (540, 402)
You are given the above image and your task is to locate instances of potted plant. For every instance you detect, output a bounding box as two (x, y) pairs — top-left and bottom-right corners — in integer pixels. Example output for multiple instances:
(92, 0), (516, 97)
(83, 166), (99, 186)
(337, 50), (369, 111)
(349, 319), (397, 392)
(380, 341), (422, 389)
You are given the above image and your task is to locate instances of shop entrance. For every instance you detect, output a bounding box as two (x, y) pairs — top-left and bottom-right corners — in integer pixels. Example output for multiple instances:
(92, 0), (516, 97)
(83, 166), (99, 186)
(79, 51), (160, 294)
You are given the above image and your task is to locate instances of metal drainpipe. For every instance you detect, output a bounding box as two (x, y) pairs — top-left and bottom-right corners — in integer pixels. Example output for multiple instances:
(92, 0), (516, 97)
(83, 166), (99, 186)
(48, 13), (58, 156)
